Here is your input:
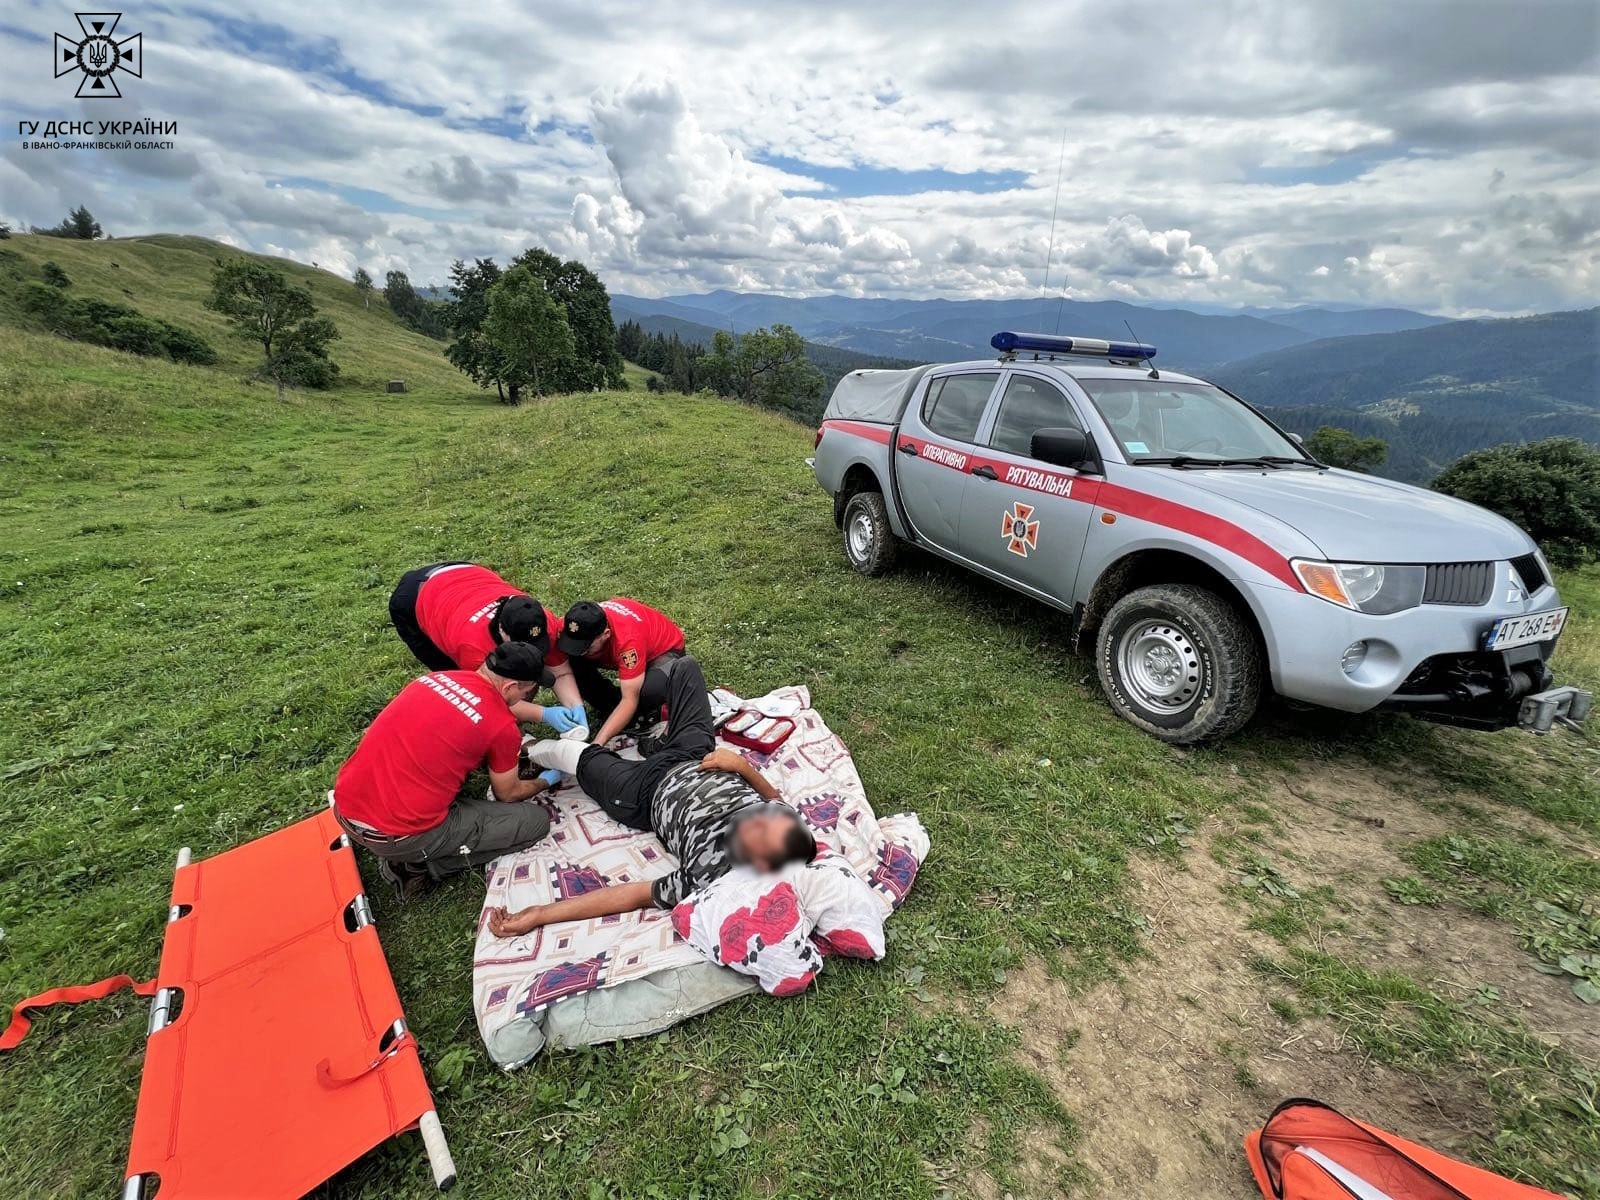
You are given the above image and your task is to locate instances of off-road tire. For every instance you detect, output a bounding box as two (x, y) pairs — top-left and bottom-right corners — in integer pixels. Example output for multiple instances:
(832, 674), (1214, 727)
(1096, 583), (1261, 745)
(841, 490), (899, 576)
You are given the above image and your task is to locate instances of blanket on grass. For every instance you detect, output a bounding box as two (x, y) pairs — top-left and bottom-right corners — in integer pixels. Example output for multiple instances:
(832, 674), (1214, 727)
(472, 686), (928, 1065)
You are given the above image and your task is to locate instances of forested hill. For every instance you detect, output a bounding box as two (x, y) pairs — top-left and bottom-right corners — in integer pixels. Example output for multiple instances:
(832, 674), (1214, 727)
(1210, 309), (1600, 483)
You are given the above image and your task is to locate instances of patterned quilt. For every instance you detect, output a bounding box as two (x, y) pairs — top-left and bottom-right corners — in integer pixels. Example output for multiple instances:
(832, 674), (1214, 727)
(471, 686), (928, 1056)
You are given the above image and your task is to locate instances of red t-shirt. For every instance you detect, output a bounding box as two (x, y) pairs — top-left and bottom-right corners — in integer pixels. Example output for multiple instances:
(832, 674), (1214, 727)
(591, 598), (685, 680)
(413, 565), (564, 669)
(333, 670), (522, 835)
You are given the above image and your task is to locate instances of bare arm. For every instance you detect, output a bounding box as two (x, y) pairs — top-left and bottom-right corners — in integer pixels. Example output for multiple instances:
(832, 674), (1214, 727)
(488, 765), (548, 804)
(487, 880), (655, 937)
(699, 748), (778, 800)
(591, 673), (643, 746)
(549, 662), (582, 709)
(509, 699), (548, 724)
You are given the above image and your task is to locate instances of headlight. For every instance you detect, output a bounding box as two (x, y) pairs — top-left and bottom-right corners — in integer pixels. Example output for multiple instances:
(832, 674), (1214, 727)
(1291, 560), (1426, 615)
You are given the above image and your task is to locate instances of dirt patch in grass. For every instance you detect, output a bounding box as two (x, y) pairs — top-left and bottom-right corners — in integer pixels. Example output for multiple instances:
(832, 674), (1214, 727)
(1266, 766), (1600, 1062)
(992, 846), (1494, 1198)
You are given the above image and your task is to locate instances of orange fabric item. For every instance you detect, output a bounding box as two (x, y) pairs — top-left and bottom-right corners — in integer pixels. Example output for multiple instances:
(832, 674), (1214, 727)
(122, 809), (440, 1198)
(1244, 1099), (1561, 1200)
(0, 974), (157, 1051)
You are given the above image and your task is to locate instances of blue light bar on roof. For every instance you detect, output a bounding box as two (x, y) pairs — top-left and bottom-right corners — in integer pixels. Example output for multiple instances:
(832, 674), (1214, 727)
(991, 330), (1157, 360)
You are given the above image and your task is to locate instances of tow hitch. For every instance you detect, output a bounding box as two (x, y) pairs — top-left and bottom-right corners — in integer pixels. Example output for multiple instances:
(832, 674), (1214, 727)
(1517, 686), (1593, 733)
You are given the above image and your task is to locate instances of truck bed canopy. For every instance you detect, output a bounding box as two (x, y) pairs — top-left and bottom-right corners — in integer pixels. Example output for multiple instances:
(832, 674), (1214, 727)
(822, 365), (935, 424)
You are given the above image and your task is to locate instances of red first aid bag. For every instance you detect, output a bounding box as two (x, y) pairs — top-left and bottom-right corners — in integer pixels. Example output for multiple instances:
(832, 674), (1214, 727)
(1245, 1098), (1560, 1200)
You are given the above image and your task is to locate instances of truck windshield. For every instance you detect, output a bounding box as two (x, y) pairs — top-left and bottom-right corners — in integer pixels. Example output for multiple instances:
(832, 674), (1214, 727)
(1075, 379), (1311, 465)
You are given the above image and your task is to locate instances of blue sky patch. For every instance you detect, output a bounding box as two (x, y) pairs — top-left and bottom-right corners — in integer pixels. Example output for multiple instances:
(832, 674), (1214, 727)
(759, 155), (1027, 197)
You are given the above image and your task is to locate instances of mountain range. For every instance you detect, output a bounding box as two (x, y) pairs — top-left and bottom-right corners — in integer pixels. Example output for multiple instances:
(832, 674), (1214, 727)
(612, 291), (1598, 483)
(611, 291), (1451, 371)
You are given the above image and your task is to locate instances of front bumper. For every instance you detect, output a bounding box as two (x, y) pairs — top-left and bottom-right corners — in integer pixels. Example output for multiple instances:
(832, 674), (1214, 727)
(1244, 578), (1591, 731)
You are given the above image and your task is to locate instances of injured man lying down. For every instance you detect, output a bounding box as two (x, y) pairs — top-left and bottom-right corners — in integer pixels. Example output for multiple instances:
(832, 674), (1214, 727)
(487, 655), (816, 937)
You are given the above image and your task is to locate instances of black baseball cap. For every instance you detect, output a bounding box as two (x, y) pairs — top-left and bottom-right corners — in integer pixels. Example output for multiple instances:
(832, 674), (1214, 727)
(494, 596), (548, 649)
(485, 640), (546, 682)
(556, 601), (607, 655)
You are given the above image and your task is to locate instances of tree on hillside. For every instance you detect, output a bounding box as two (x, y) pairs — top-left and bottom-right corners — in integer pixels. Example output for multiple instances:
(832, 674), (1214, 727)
(444, 257), (514, 401)
(352, 267), (374, 309)
(0, 222), (11, 239)
(1432, 438), (1600, 568)
(509, 248), (626, 390)
(700, 324), (824, 419)
(207, 259), (340, 397)
(33, 205), (103, 239)
(1305, 425), (1388, 472)
(383, 270), (448, 338)
(483, 266), (577, 404)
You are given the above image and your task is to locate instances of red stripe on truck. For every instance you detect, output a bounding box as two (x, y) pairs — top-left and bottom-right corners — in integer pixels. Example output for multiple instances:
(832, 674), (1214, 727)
(879, 432), (1304, 592)
(820, 419), (893, 445)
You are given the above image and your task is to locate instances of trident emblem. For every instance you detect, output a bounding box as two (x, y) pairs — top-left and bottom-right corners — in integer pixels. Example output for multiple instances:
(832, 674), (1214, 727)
(54, 13), (142, 98)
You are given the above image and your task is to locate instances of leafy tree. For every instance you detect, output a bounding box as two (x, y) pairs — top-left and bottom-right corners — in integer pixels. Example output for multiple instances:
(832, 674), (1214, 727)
(0, 221), (12, 239)
(1304, 425), (1388, 472)
(34, 205), (102, 239)
(482, 266), (576, 403)
(1432, 438), (1600, 567)
(444, 257), (511, 400)
(700, 324), (824, 419)
(508, 247), (625, 390)
(383, 270), (447, 338)
(352, 267), (374, 309)
(207, 259), (339, 395)
(41, 261), (70, 288)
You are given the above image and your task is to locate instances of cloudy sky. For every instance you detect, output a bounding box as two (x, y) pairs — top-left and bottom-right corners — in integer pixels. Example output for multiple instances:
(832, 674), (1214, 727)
(2, 0), (1596, 314)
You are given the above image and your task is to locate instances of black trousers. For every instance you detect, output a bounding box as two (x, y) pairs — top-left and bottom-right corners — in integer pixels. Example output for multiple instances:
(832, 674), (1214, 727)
(570, 648), (685, 729)
(388, 562), (469, 671)
(576, 654), (715, 831)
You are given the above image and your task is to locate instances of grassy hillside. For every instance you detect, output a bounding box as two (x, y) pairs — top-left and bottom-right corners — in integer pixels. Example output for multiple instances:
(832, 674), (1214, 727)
(1211, 309), (1600, 481)
(2, 240), (1599, 1199)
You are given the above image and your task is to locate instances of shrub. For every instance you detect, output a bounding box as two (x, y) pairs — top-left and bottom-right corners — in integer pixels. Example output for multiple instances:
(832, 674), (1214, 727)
(19, 281), (67, 322)
(269, 349), (340, 389)
(1432, 438), (1600, 567)
(159, 322), (218, 365)
(41, 261), (71, 288)
(107, 314), (169, 357)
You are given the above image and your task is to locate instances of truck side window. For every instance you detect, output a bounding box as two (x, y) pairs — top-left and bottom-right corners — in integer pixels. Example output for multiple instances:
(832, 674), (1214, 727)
(989, 376), (1082, 458)
(922, 373), (998, 443)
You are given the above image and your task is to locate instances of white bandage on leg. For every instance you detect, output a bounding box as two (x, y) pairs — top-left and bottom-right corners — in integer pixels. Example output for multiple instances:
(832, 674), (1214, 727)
(526, 738), (586, 775)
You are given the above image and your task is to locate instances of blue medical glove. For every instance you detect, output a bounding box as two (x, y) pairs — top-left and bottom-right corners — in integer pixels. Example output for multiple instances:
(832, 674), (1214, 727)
(543, 705), (582, 733)
(538, 768), (565, 789)
(570, 704), (588, 728)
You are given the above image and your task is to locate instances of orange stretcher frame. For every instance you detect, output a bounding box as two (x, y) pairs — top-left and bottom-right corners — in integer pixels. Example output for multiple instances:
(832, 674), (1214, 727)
(120, 808), (455, 1198)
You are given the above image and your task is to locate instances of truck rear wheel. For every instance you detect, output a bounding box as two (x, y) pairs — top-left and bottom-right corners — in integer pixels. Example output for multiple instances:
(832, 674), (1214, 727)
(1096, 583), (1261, 745)
(841, 491), (898, 576)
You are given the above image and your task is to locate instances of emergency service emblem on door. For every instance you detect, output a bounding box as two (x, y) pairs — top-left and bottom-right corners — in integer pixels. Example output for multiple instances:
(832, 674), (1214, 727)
(1002, 502), (1039, 557)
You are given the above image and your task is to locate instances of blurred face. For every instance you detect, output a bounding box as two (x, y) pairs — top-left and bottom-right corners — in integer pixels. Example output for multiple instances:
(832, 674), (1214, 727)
(732, 813), (798, 871)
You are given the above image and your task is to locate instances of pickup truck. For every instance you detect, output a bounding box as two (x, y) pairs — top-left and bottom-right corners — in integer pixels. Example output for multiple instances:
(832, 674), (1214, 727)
(810, 331), (1592, 744)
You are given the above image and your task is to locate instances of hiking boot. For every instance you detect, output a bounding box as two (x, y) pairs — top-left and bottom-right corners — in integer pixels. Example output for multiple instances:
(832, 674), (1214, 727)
(377, 859), (434, 904)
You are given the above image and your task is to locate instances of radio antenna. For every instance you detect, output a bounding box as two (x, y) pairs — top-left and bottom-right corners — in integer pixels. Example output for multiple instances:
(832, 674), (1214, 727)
(1040, 129), (1068, 308)
(1124, 318), (1158, 378)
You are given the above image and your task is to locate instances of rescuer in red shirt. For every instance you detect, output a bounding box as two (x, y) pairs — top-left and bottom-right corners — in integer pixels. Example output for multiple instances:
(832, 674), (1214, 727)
(555, 598), (688, 748)
(387, 561), (587, 734)
(332, 641), (557, 900)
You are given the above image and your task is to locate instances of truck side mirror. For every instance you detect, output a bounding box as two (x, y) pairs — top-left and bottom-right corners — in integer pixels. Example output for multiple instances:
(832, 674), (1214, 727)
(1031, 427), (1092, 470)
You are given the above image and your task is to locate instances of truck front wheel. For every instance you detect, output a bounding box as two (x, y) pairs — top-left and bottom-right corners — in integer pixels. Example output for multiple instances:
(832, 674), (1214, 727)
(1096, 583), (1261, 745)
(841, 491), (899, 576)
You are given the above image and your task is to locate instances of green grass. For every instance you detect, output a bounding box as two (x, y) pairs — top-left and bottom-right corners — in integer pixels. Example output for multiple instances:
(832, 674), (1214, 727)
(3, 236), (1599, 1198)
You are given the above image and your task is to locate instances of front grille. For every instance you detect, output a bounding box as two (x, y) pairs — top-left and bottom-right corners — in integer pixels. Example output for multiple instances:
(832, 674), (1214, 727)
(1511, 552), (1548, 594)
(1422, 561), (1494, 606)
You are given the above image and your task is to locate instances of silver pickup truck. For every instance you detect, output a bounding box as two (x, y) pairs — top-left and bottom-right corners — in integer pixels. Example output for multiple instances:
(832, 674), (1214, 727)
(810, 331), (1591, 744)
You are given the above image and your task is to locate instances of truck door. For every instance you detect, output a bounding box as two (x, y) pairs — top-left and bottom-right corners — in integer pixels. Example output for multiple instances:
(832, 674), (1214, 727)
(957, 371), (1096, 605)
(894, 371), (1001, 557)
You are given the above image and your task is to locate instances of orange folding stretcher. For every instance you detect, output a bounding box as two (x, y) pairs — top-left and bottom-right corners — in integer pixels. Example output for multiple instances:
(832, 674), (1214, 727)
(4, 809), (455, 1198)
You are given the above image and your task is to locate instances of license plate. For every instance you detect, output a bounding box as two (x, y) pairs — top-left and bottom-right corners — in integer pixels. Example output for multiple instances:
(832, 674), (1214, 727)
(1484, 607), (1568, 651)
